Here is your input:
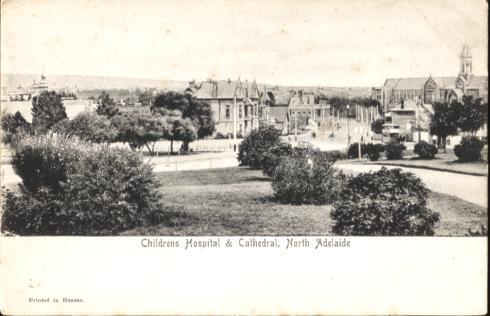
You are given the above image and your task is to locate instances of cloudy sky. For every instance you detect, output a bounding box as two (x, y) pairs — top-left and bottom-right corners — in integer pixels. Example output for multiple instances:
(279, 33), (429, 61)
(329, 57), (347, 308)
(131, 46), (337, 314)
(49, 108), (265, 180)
(1, 0), (487, 87)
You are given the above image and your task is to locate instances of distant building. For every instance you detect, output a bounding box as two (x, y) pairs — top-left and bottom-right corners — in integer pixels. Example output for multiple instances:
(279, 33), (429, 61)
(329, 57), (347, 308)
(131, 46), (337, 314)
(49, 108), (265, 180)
(288, 90), (331, 130)
(383, 99), (434, 142)
(376, 44), (488, 110)
(187, 78), (261, 136)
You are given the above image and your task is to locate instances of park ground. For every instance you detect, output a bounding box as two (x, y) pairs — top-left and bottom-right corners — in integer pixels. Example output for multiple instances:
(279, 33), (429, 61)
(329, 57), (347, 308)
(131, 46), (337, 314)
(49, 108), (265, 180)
(121, 167), (488, 236)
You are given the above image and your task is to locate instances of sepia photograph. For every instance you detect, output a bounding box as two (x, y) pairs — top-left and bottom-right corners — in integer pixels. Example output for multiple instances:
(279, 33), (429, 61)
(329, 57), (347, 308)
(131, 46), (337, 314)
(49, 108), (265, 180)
(0, 0), (488, 314)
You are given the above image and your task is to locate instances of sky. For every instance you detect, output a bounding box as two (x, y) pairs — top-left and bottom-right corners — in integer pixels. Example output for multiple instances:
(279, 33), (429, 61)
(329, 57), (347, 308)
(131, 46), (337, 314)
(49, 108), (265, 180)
(1, 0), (488, 87)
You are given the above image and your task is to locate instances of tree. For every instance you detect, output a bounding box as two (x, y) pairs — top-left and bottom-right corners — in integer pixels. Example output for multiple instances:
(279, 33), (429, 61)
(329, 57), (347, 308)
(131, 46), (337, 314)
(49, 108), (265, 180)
(96, 91), (119, 118)
(1, 111), (31, 144)
(31, 91), (67, 132)
(429, 102), (458, 152)
(371, 117), (384, 134)
(152, 91), (215, 152)
(111, 112), (170, 154)
(54, 112), (117, 144)
(455, 96), (487, 135)
(238, 125), (282, 168)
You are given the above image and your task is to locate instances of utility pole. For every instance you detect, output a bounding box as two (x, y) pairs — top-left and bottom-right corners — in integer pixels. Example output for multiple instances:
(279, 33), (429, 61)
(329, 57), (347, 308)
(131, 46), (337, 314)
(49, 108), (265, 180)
(347, 104), (350, 148)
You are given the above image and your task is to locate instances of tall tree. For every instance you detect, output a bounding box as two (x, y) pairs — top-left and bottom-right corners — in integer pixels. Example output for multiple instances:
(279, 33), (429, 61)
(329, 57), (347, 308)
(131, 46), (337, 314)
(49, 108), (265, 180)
(455, 96), (487, 135)
(429, 102), (458, 152)
(152, 92), (215, 152)
(31, 91), (67, 132)
(96, 91), (119, 118)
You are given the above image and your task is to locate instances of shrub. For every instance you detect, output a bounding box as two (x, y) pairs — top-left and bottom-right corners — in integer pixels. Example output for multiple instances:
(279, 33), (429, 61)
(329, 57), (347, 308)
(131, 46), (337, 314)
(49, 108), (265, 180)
(1, 111), (31, 144)
(238, 125), (281, 168)
(323, 150), (348, 161)
(271, 149), (347, 205)
(454, 136), (484, 162)
(330, 167), (440, 236)
(347, 142), (367, 159)
(371, 118), (384, 134)
(414, 140), (438, 159)
(214, 132), (229, 139)
(260, 142), (294, 177)
(385, 141), (405, 160)
(2, 135), (163, 235)
(364, 143), (385, 161)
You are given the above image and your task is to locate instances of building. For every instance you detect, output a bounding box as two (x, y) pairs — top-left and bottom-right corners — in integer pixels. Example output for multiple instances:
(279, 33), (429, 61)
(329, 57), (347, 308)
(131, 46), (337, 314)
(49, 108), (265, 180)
(375, 44), (488, 111)
(383, 99), (434, 142)
(187, 78), (261, 137)
(288, 90), (331, 131)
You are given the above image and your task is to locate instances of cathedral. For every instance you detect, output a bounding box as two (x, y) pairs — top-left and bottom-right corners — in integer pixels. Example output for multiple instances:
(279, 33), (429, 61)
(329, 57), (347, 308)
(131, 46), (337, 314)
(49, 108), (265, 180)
(372, 44), (488, 110)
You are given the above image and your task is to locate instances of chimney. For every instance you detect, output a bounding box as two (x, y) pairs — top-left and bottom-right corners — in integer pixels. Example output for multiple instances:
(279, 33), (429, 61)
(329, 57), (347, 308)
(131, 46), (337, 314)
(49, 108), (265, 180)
(212, 81), (218, 98)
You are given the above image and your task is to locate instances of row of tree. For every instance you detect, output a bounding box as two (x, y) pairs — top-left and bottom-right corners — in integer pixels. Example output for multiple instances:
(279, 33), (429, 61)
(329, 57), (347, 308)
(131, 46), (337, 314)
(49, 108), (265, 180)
(1, 90), (216, 155)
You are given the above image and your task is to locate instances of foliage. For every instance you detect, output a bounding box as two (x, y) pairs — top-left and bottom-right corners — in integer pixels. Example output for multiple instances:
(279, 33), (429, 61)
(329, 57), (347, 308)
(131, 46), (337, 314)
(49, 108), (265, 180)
(347, 142), (367, 159)
(370, 117), (384, 134)
(53, 112), (117, 144)
(454, 96), (487, 134)
(152, 91), (215, 149)
(364, 143), (385, 161)
(322, 150), (348, 161)
(31, 91), (67, 132)
(454, 136), (484, 162)
(95, 91), (119, 118)
(384, 141), (405, 160)
(2, 135), (163, 235)
(111, 112), (171, 154)
(1, 111), (31, 144)
(238, 125), (282, 168)
(330, 167), (440, 236)
(271, 149), (347, 205)
(413, 140), (438, 159)
(260, 142), (295, 177)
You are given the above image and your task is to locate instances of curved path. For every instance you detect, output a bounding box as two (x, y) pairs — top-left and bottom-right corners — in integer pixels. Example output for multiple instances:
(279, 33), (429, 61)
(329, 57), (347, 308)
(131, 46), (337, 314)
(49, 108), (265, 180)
(335, 162), (487, 208)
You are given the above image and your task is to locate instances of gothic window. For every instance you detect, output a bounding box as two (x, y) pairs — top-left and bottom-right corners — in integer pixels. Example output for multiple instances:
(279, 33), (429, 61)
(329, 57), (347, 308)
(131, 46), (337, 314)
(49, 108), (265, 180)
(239, 106), (242, 119)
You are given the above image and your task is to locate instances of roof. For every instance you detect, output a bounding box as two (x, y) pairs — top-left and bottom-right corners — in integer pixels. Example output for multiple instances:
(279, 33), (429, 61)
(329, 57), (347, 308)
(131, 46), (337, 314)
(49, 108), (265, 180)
(432, 77), (457, 89)
(466, 76), (488, 88)
(388, 99), (434, 115)
(192, 79), (260, 99)
(269, 105), (288, 123)
(383, 78), (427, 90)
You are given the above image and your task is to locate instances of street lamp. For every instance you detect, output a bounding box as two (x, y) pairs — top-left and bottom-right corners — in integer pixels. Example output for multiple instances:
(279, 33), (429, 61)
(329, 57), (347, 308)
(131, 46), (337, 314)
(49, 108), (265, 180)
(346, 104), (350, 147)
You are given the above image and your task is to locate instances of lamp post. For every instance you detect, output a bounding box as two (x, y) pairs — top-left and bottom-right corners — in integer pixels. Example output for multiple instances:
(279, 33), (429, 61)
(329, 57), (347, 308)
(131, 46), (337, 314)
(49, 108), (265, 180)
(347, 104), (350, 148)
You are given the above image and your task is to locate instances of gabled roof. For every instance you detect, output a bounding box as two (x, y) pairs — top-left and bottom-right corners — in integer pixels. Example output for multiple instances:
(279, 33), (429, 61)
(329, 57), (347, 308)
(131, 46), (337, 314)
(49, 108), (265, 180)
(383, 78), (427, 90)
(192, 79), (260, 99)
(432, 77), (457, 89)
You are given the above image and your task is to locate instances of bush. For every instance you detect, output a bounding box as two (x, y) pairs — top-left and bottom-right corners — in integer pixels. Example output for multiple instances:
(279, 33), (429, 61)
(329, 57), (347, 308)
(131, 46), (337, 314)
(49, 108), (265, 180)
(347, 142), (367, 159)
(364, 143), (385, 161)
(238, 125), (281, 168)
(323, 150), (348, 161)
(454, 136), (484, 162)
(214, 132), (229, 139)
(330, 167), (440, 236)
(260, 142), (294, 177)
(1, 135), (163, 235)
(385, 141), (405, 160)
(414, 140), (438, 159)
(1, 111), (31, 144)
(271, 149), (347, 205)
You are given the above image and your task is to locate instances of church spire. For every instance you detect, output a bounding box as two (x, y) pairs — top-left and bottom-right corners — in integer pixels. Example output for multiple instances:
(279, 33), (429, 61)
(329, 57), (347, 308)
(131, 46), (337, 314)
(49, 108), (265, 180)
(459, 43), (472, 79)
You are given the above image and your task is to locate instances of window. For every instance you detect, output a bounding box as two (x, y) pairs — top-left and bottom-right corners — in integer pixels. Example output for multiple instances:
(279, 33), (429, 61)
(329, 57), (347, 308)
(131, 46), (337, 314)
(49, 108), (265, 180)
(245, 106), (248, 118)
(316, 109), (321, 117)
(225, 105), (230, 119)
(239, 106), (242, 119)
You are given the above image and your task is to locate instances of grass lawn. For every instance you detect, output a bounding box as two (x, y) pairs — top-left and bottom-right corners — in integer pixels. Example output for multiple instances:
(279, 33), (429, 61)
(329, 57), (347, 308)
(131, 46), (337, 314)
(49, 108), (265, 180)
(121, 167), (487, 236)
(366, 148), (488, 176)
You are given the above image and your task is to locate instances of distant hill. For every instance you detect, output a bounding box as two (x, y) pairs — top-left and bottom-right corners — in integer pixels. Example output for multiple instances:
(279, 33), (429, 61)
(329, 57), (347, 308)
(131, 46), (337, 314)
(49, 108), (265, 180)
(1, 73), (372, 99)
(1, 73), (189, 91)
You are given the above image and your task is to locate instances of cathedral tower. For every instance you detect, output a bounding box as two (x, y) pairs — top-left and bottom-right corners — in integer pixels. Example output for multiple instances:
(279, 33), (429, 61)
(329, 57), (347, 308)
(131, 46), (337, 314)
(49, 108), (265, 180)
(459, 43), (472, 80)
